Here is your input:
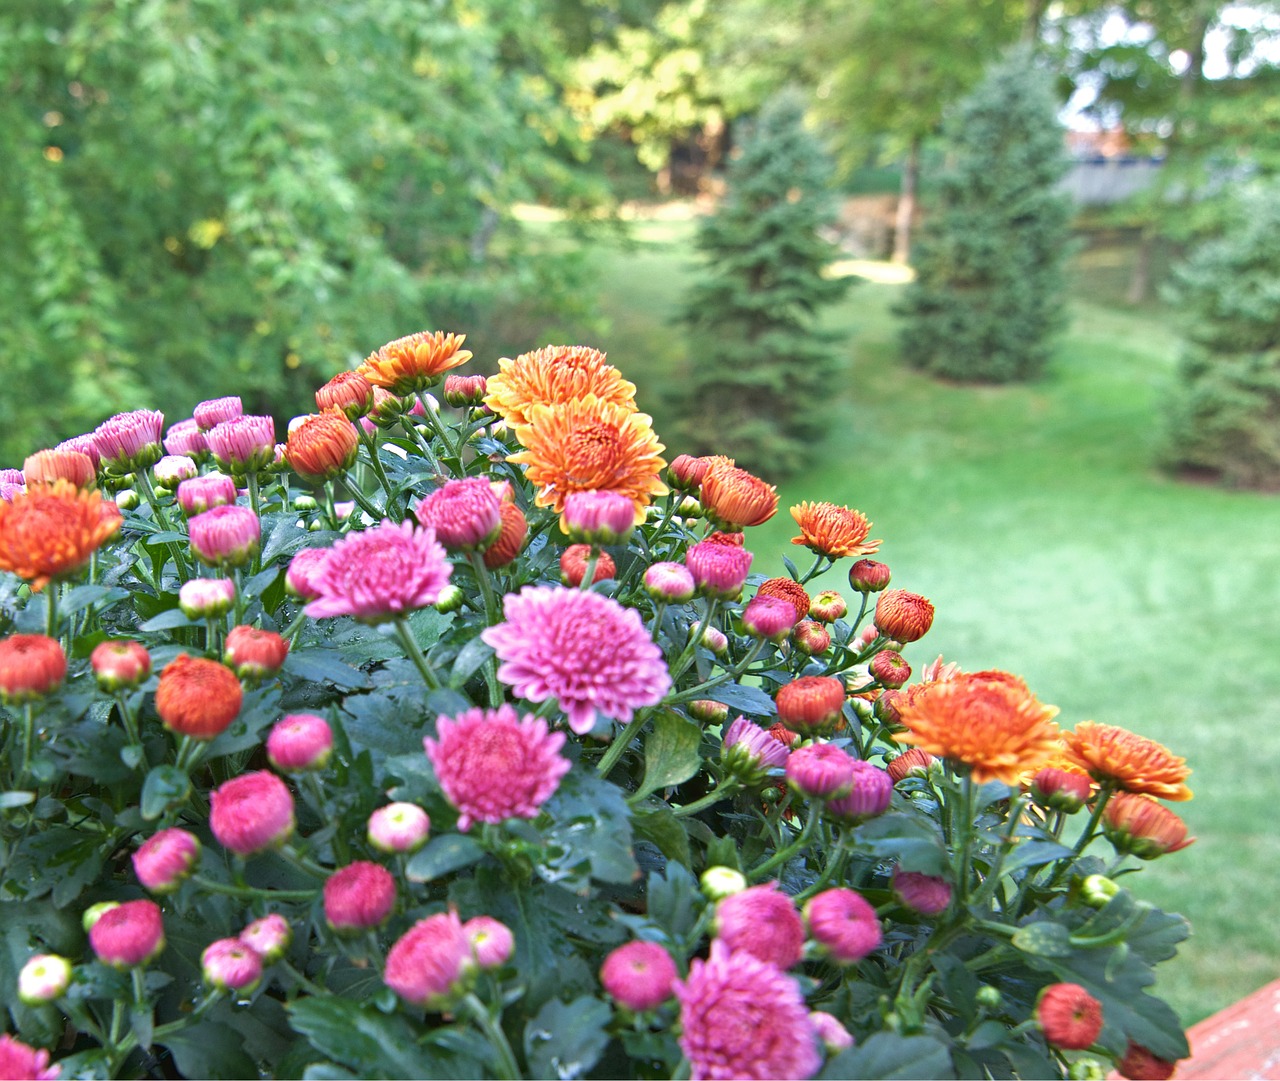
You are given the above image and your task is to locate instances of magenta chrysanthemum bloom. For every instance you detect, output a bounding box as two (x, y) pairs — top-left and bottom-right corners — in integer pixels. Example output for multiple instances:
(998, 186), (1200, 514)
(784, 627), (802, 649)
(804, 888), (882, 964)
(0, 1034), (60, 1081)
(600, 940), (678, 1010)
(286, 547), (330, 601)
(809, 1011), (855, 1053)
(56, 433), (100, 471)
(786, 743), (856, 800)
(93, 409), (165, 473)
(685, 540), (753, 600)
(305, 519), (451, 624)
(201, 937), (264, 993)
(89, 899), (166, 969)
(715, 882), (805, 969)
(266, 713), (333, 772)
(324, 861), (397, 932)
(179, 577), (236, 620)
(741, 595), (798, 642)
(239, 913), (292, 963)
(891, 867), (952, 916)
(206, 415), (277, 472)
(132, 828), (201, 894)
(721, 716), (789, 787)
(481, 586), (671, 734)
(675, 941), (820, 1081)
(424, 705), (571, 831)
(210, 771), (295, 857)
(827, 760), (893, 824)
(561, 489), (636, 545)
(414, 478), (502, 553)
(176, 472), (238, 516)
(643, 561), (696, 603)
(194, 395), (243, 432)
(163, 418), (207, 458)
(384, 911), (474, 1010)
(367, 802), (431, 854)
(188, 504), (261, 568)
(463, 916), (514, 970)
(153, 455), (198, 490)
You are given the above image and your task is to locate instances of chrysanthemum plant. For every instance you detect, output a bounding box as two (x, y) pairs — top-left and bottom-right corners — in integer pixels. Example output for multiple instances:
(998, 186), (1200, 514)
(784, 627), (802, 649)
(0, 336), (1193, 1081)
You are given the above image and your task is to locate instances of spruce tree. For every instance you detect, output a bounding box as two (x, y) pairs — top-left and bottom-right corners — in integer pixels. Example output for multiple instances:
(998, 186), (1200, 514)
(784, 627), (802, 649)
(896, 48), (1071, 382)
(675, 90), (849, 479)
(1162, 180), (1280, 488)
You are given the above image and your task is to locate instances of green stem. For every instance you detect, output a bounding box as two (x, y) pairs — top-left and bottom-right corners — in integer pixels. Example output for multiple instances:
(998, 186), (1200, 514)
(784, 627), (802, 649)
(341, 475), (383, 521)
(953, 774), (979, 906)
(596, 709), (653, 780)
(669, 780), (741, 817)
(190, 873), (317, 902)
(358, 426), (396, 506)
(45, 581), (59, 639)
(795, 833), (851, 903)
(797, 552), (830, 585)
(750, 802), (825, 880)
(970, 794), (1028, 914)
(1044, 787), (1116, 890)
(668, 597), (721, 684)
(392, 616), (442, 690)
(462, 992), (521, 1080)
(137, 468), (190, 581)
(20, 701), (36, 784)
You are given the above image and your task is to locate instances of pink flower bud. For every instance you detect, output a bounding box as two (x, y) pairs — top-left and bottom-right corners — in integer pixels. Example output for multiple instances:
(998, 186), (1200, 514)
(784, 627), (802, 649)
(0, 1034), (59, 1081)
(324, 861), (397, 932)
(415, 477), (502, 553)
(152, 455), (198, 490)
(89, 899), (166, 968)
(600, 941), (678, 1011)
(201, 937), (263, 994)
(205, 415), (277, 473)
(285, 548), (330, 600)
(224, 626), (290, 683)
(132, 828), (201, 894)
(721, 716), (790, 787)
(792, 620), (831, 656)
(163, 418), (207, 458)
(643, 561), (696, 603)
(740, 595), (798, 642)
(685, 540), (752, 600)
(561, 489), (636, 546)
(463, 916), (514, 969)
(188, 505), (261, 569)
(93, 409), (165, 474)
(716, 883), (804, 969)
(266, 713), (333, 773)
(891, 867), (952, 916)
(827, 760), (893, 824)
(804, 887), (881, 964)
(90, 639), (151, 692)
(18, 954), (72, 1004)
(443, 373), (488, 408)
(210, 771), (295, 857)
(178, 577), (236, 620)
(786, 742), (856, 800)
(239, 913), (292, 963)
(193, 396), (243, 432)
(367, 803), (431, 854)
(176, 473), (238, 516)
(384, 911), (474, 1010)
(810, 1011), (855, 1053)
(848, 559), (892, 593)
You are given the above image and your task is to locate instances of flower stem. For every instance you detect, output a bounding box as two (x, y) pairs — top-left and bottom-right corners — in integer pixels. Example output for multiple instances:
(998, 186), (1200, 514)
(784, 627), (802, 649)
(341, 475), (384, 521)
(750, 802), (825, 880)
(392, 616), (441, 691)
(596, 709), (652, 780)
(190, 873), (317, 902)
(462, 992), (521, 1080)
(670, 781), (741, 818)
(358, 427), (396, 507)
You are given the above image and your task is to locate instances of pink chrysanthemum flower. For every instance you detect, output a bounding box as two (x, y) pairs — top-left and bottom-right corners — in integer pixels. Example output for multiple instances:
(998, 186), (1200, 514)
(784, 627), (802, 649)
(0, 1034), (60, 1081)
(163, 418), (207, 458)
(177, 473), (238, 517)
(561, 489), (636, 545)
(481, 586), (671, 734)
(201, 937), (264, 993)
(384, 911), (474, 1010)
(685, 540), (753, 599)
(239, 913), (292, 963)
(89, 899), (166, 969)
(721, 716), (790, 787)
(786, 742), (856, 800)
(305, 519), (451, 624)
(205, 415), (276, 472)
(827, 760), (894, 824)
(286, 547), (330, 600)
(367, 802), (431, 854)
(414, 477), (502, 553)
(132, 828), (201, 894)
(804, 888), (882, 964)
(194, 396), (243, 432)
(93, 409), (165, 473)
(600, 940), (678, 1010)
(188, 504), (261, 568)
(153, 455), (198, 490)
(266, 713), (333, 772)
(424, 705), (571, 832)
(56, 434), (100, 471)
(891, 868), (953, 916)
(324, 861), (397, 932)
(674, 941), (821, 1081)
(715, 882), (805, 969)
(644, 561), (696, 603)
(741, 595), (798, 642)
(463, 916), (514, 970)
(209, 771), (295, 857)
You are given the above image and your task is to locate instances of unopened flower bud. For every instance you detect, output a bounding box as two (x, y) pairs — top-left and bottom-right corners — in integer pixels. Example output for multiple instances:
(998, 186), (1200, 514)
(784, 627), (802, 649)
(1030, 767), (1091, 814)
(266, 713), (333, 773)
(700, 866), (747, 900)
(809, 590), (847, 623)
(115, 489), (140, 510)
(644, 562), (696, 603)
(809, 1011), (854, 1053)
(434, 584), (465, 613)
(224, 626), (290, 683)
(18, 954), (72, 1004)
(976, 985), (1003, 1011)
(691, 622), (729, 655)
(561, 489), (635, 546)
(153, 455), (198, 490)
(368, 802), (431, 854)
(740, 595), (798, 642)
(91, 639), (151, 691)
(463, 916), (513, 969)
(689, 699), (729, 725)
(792, 620), (831, 655)
(179, 577), (236, 620)
(560, 544), (615, 586)
(202, 937), (263, 994)
(874, 589), (934, 643)
(240, 913), (292, 964)
(869, 650), (911, 689)
(1079, 874), (1120, 909)
(848, 559), (891, 593)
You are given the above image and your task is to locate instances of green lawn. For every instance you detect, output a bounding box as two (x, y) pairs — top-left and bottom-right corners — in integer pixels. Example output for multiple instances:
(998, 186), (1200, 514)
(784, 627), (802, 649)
(577, 215), (1280, 1026)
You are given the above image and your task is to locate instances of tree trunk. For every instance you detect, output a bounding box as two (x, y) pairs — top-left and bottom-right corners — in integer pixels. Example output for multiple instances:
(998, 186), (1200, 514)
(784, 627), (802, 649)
(892, 136), (921, 265)
(1127, 227), (1154, 306)
(1022, 0), (1047, 43)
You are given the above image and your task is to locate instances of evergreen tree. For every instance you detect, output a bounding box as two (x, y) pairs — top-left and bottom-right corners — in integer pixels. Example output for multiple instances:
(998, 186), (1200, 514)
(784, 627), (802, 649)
(1162, 180), (1280, 488)
(675, 90), (849, 478)
(896, 48), (1071, 382)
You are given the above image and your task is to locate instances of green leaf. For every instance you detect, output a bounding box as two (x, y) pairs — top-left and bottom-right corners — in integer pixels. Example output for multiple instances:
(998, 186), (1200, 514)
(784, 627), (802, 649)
(283, 649), (370, 690)
(139, 609), (198, 632)
(287, 997), (454, 1079)
(632, 805), (692, 869)
(0, 790), (35, 809)
(853, 810), (949, 875)
(449, 636), (494, 688)
(405, 834), (485, 883)
(523, 996), (612, 1080)
(161, 1022), (262, 1081)
(540, 770), (637, 889)
(141, 765), (190, 820)
(60, 584), (120, 616)
(645, 861), (703, 941)
(1001, 839), (1075, 875)
(633, 711), (703, 801)
(1011, 920), (1073, 958)
(820, 1033), (955, 1080)
(703, 680), (775, 716)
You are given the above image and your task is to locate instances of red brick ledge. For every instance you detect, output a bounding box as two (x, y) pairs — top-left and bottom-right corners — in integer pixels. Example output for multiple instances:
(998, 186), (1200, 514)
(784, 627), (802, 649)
(1168, 978), (1280, 1080)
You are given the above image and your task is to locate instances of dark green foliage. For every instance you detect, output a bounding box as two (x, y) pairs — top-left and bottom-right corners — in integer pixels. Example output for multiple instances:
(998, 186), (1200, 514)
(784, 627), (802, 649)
(896, 48), (1072, 382)
(674, 90), (849, 478)
(1162, 180), (1280, 488)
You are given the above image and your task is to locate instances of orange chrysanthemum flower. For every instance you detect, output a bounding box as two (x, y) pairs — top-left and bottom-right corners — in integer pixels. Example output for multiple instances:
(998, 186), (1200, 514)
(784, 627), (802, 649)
(699, 462), (778, 531)
(0, 480), (122, 592)
(894, 671), (1062, 785)
(508, 396), (667, 523)
(1060, 721), (1192, 801)
(358, 331), (472, 395)
(756, 577), (812, 623)
(790, 501), (881, 559)
(23, 449), (97, 489)
(287, 412), (360, 483)
(155, 654), (244, 740)
(1101, 792), (1195, 859)
(315, 370), (375, 420)
(483, 345), (637, 428)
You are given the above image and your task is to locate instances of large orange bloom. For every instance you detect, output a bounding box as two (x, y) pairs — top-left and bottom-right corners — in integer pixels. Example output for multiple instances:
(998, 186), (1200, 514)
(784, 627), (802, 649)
(508, 395), (667, 523)
(155, 654), (244, 740)
(483, 345), (637, 428)
(894, 671), (1062, 785)
(790, 501), (880, 559)
(287, 412), (360, 483)
(358, 331), (472, 395)
(0, 480), (122, 591)
(1060, 721), (1192, 801)
(699, 462), (778, 530)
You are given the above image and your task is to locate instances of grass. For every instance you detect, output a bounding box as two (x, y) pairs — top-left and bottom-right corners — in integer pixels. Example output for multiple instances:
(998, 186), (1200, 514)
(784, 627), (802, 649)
(575, 215), (1280, 1026)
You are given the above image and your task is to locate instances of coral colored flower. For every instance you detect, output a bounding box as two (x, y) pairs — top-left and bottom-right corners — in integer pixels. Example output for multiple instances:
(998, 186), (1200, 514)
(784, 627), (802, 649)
(194, 396), (242, 431)
(384, 911), (474, 1009)
(699, 463), (778, 530)
(483, 344), (636, 428)
(674, 940), (820, 1081)
(561, 489), (636, 545)
(1117, 1042), (1178, 1081)
(804, 887), (882, 964)
(793, 620), (831, 656)
(787, 742), (857, 800)
(741, 594), (798, 641)
(286, 412), (360, 483)
(893, 671), (1062, 786)
(424, 705), (571, 831)
(443, 373), (488, 408)
(827, 760), (893, 824)
(482, 500), (528, 569)
(0, 479), (122, 591)
(869, 650), (911, 688)
(462, 916), (513, 969)
(848, 558), (892, 593)
(1102, 792), (1195, 858)
(163, 418), (207, 458)
(305, 519), (451, 623)
(224, 626), (289, 682)
(286, 547), (329, 600)
(887, 748), (935, 783)
(685, 540), (752, 599)
(368, 802), (431, 854)
(210, 771), (295, 856)
(156, 654), (243, 739)
(790, 501), (880, 559)
(316, 369), (375, 419)
(776, 676), (846, 736)
(240, 914), (291, 963)
(560, 544), (615, 586)
(266, 713), (333, 772)
(23, 449), (95, 489)
(891, 867), (952, 916)
(1030, 766), (1092, 814)
(0, 1034), (60, 1080)
(1036, 982), (1104, 1050)
(178, 577), (236, 619)
(89, 899), (165, 968)
(0, 635), (66, 703)
(667, 453), (711, 491)
(133, 828), (201, 893)
(206, 415), (276, 473)
(188, 504), (261, 569)
(600, 940), (678, 1010)
(482, 587), (671, 734)
(874, 589), (935, 642)
(644, 561), (696, 603)
(55, 433), (100, 470)
(415, 477), (502, 552)
(176, 473), (238, 516)
(201, 937), (263, 993)
(508, 395), (668, 524)
(1061, 721), (1192, 802)
(18, 953), (72, 1005)
(93, 409), (164, 473)
(360, 330), (473, 394)
(716, 883), (805, 969)
(324, 861), (397, 932)
(722, 716), (790, 786)
(756, 577), (812, 622)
